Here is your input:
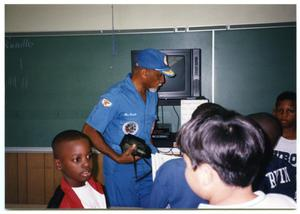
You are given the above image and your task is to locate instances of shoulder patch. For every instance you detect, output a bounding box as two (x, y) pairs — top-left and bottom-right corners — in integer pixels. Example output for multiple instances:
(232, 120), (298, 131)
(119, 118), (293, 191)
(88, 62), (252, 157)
(101, 98), (112, 107)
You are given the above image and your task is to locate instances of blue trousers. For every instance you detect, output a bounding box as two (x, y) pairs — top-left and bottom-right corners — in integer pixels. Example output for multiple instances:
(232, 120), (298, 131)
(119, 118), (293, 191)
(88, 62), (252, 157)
(103, 156), (153, 207)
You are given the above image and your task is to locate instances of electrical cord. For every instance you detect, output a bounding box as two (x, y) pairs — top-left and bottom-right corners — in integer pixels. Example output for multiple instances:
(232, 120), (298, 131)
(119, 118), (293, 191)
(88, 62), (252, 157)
(172, 105), (180, 131)
(161, 105), (164, 124)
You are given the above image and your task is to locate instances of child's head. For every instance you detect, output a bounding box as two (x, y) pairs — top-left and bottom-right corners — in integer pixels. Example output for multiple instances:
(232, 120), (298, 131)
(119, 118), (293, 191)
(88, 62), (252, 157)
(177, 112), (265, 200)
(273, 91), (296, 131)
(191, 102), (229, 120)
(248, 112), (282, 149)
(52, 130), (93, 187)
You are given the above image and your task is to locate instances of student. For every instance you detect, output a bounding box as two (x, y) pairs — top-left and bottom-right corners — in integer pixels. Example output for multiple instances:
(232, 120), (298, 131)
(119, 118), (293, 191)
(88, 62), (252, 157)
(47, 130), (107, 208)
(147, 103), (230, 208)
(249, 112), (296, 201)
(177, 112), (296, 208)
(82, 48), (175, 207)
(147, 158), (206, 208)
(272, 91), (296, 167)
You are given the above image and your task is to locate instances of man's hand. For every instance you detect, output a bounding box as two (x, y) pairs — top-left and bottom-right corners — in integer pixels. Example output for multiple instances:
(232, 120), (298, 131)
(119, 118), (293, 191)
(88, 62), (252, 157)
(116, 144), (141, 163)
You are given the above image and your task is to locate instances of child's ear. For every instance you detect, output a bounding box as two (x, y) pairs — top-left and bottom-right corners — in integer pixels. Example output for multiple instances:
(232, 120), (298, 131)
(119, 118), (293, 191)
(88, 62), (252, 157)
(55, 159), (62, 170)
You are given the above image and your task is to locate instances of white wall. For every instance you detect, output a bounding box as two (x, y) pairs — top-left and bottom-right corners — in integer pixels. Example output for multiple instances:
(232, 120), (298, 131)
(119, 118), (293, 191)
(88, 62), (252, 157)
(5, 4), (296, 32)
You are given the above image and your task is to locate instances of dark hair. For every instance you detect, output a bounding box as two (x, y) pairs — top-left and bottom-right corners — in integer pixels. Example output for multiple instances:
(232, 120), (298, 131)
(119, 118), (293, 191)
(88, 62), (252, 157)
(51, 130), (92, 159)
(247, 112), (282, 149)
(191, 102), (229, 119)
(275, 91), (296, 107)
(177, 113), (265, 187)
(247, 112), (282, 189)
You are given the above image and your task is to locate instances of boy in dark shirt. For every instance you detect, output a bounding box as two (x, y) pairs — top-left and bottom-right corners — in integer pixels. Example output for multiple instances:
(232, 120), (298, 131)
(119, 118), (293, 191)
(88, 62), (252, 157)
(147, 103), (228, 208)
(249, 112), (296, 201)
(178, 111), (295, 208)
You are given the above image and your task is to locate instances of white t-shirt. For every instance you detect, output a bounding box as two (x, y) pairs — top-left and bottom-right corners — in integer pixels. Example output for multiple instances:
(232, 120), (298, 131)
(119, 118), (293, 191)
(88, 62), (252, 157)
(72, 182), (107, 208)
(274, 137), (296, 167)
(198, 191), (296, 209)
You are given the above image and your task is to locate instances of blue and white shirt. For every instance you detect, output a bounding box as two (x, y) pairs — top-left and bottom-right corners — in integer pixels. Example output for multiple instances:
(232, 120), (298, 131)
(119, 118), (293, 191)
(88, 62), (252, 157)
(253, 156), (296, 201)
(148, 158), (207, 208)
(273, 137), (296, 167)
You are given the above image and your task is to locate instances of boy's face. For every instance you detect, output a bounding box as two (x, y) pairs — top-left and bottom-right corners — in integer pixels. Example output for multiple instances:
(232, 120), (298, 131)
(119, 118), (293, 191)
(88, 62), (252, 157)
(274, 99), (296, 129)
(55, 139), (93, 187)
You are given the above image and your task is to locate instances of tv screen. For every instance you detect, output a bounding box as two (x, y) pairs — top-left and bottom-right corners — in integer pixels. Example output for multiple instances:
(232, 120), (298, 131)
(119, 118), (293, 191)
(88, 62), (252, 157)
(131, 49), (200, 105)
(158, 50), (191, 99)
(160, 55), (186, 92)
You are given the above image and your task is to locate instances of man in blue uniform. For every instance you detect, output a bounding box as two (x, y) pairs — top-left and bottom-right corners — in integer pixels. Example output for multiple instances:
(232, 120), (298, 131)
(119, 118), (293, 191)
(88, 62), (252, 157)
(83, 48), (175, 208)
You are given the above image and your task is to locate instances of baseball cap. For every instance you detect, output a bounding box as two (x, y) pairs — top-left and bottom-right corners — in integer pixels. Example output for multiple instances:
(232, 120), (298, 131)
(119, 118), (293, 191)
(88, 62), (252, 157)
(135, 48), (175, 77)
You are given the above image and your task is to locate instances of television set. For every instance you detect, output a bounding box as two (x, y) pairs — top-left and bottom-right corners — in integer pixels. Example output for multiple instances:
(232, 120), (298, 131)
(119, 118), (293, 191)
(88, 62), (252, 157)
(131, 49), (201, 105)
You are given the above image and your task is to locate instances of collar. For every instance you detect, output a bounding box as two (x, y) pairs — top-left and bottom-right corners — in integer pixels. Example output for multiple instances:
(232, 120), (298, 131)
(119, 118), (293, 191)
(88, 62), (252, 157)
(198, 191), (266, 208)
(60, 177), (83, 208)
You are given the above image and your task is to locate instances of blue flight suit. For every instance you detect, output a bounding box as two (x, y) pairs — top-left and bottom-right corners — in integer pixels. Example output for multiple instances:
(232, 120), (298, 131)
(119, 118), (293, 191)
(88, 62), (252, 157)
(86, 73), (158, 207)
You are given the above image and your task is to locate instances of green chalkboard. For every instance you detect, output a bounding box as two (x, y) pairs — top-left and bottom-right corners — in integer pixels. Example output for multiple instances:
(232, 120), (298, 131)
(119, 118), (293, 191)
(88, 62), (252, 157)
(5, 32), (212, 147)
(5, 26), (296, 148)
(214, 27), (296, 114)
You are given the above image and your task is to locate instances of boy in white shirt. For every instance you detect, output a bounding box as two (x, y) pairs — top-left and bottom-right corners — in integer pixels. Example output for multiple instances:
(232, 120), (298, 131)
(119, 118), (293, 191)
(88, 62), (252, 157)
(273, 91), (296, 167)
(48, 130), (107, 208)
(177, 110), (296, 209)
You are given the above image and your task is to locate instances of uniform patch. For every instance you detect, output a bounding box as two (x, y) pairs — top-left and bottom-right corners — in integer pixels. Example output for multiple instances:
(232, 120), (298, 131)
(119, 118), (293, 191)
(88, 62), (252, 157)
(101, 98), (112, 107)
(122, 121), (139, 135)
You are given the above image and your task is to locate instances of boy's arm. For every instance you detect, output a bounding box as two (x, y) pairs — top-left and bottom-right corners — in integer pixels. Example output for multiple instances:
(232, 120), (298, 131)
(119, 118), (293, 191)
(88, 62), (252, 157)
(147, 161), (176, 208)
(82, 123), (137, 163)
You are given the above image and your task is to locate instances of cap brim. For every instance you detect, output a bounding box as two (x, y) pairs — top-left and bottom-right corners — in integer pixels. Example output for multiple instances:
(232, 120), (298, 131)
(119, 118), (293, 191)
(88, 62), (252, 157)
(161, 69), (176, 77)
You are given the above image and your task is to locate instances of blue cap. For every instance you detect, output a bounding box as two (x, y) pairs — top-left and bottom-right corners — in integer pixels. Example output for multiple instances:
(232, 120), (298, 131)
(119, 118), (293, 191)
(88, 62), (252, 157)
(135, 48), (175, 77)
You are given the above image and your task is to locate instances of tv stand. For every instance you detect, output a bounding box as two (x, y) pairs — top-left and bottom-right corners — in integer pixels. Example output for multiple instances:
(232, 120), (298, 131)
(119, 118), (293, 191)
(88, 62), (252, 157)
(158, 99), (180, 106)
